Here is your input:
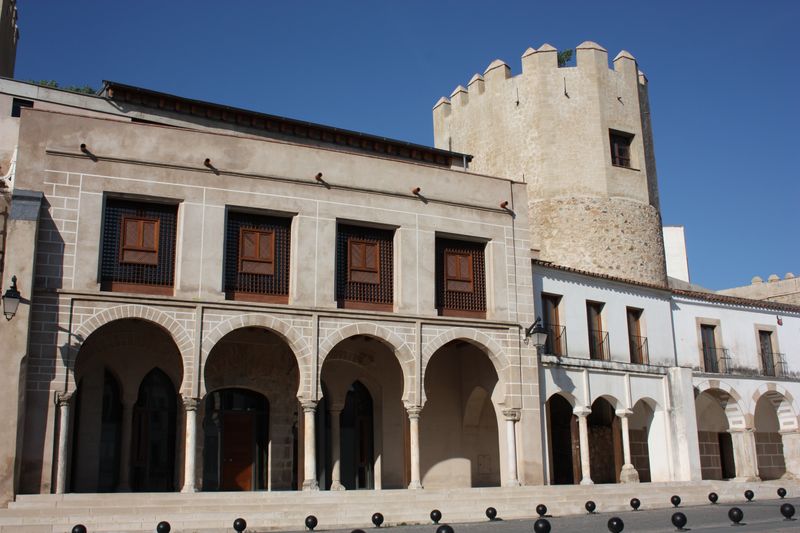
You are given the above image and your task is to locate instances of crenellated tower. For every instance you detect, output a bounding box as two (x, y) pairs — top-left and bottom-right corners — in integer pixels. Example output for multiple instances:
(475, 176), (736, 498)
(433, 41), (667, 286)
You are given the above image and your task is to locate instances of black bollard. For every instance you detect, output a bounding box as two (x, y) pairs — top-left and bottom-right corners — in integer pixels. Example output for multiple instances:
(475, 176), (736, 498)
(485, 507), (497, 521)
(436, 525), (454, 533)
(585, 500), (596, 514)
(156, 522), (171, 533)
(630, 498), (640, 511)
(708, 492), (718, 504)
(233, 518), (247, 533)
(352, 530), (367, 533)
(305, 515), (318, 531)
(536, 504), (548, 517)
(780, 503), (795, 521)
(728, 507), (743, 526)
(371, 512), (384, 528)
(777, 487), (787, 499)
(533, 518), (551, 533)
(72, 526), (87, 533)
(671, 512), (688, 531)
(744, 490), (754, 502)
(671, 495), (681, 508)
(607, 516), (624, 533)
(430, 509), (442, 524)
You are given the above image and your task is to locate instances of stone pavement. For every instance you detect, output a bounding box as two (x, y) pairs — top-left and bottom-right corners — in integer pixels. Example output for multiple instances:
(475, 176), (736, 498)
(314, 498), (800, 533)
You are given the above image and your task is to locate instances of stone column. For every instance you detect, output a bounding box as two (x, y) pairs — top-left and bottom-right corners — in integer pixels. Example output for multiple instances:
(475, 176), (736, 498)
(302, 400), (319, 490)
(329, 406), (345, 491)
(181, 397), (199, 493)
(55, 392), (73, 494)
(616, 409), (640, 483)
(118, 398), (135, 491)
(407, 407), (423, 489)
(502, 409), (521, 487)
(780, 430), (800, 479)
(574, 407), (593, 485)
(730, 428), (760, 482)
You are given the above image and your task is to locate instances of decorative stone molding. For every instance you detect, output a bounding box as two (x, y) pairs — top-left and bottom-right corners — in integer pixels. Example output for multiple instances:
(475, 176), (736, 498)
(502, 408), (521, 422)
(181, 396), (199, 411)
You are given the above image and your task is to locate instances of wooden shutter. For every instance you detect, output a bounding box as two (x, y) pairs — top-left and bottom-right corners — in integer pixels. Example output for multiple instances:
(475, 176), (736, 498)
(239, 228), (275, 275)
(120, 216), (159, 265)
(348, 238), (380, 284)
(445, 250), (473, 292)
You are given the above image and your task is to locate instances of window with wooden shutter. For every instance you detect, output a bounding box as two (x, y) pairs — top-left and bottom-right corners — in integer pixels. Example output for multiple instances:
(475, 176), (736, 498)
(239, 228), (275, 275)
(445, 251), (473, 292)
(120, 216), (160, 265)
(609, 130), (633, 168)
(348, 239), (380, 284)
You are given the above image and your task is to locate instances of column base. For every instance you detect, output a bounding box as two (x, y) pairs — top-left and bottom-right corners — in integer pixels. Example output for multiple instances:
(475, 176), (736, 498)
(733, 476), (761, 483)
(330, 482), (346, 491)
(407, 481), (423, 490)
(580, 478), (594, 485)
(503, 479), (521, 487)
(620, 464), (640, 483)
(180, 485), (197, 493)
(302, 480), (320, 491)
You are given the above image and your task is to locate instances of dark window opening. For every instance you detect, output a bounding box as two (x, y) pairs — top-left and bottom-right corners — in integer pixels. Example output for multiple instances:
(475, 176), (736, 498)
(586, 301), (608, 360)
(626, 307), (647, 364)
(336, 224), (393, 311)
(610, 131), (633, 168)
(436, 238), (486, 318)
(11, 98), (32, 118)
(542, 293), (566, 356)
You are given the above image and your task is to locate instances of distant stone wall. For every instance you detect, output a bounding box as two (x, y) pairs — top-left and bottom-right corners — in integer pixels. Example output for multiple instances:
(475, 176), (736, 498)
(755, 431), (785, 480)
(718, 274), (800, 306)
(629, 428), (651, 482)
(531, 197), (668, 286)
(698, 430), (723, 480)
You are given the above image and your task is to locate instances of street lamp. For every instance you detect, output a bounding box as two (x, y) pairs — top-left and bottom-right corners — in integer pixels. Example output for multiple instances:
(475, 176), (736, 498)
(2, 275), (21, 320)
(524, 316), (548, 348)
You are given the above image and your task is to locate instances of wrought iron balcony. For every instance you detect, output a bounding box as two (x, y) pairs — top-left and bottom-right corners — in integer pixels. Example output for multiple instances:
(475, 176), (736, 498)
(760, 351), (787, 377)
(589, 329), (610, 361)
(543, 324), (567, 356)
(628, 334), (649, 365)
(702, 347), (730, 374)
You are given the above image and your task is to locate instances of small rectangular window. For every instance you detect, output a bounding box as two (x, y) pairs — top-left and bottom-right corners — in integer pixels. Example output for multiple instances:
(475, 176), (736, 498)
(542, 293), (565, 356)
(11, 98), (33, 118)
(436, 238), (486, 318)
(586, 301), (607, 360)
(120, 216), (159, 265)
(445, 250), (473, 292)
(239, 228), (275, 275)
(610, 131), (633, 168)
(348, 238), (380, 284)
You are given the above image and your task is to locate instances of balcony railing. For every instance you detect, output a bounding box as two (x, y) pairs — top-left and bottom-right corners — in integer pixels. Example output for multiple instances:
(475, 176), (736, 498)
(760, 351), (787, 377)
(629, 334), (649, 364)
(543, 324), (567, 356)
(589, 329), (610, 361)
(702, 347), (730, 374)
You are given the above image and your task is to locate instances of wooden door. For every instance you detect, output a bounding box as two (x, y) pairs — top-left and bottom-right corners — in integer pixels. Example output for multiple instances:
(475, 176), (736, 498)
(221, 412), (255, 491)
(570, 414), (582, 484)
(759, 331), (774, 375)
(718, 432), (736, 479)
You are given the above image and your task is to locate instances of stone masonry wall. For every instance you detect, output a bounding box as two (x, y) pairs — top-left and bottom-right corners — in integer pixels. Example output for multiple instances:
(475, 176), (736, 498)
(531, 197), (668, 286)
(755, 431), (785, 480)
(698, 430), (723, 480)
(629, 428), (651, 482)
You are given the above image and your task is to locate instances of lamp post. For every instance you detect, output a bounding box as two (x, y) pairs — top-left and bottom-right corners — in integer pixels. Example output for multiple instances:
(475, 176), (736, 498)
(2, 275), (20, 320)
(524, 316), (548, 351)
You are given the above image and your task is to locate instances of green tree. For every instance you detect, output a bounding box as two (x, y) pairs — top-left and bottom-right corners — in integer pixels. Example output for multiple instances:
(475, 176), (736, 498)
(30, 80), (97, 95)
(557, 49), (574, 67)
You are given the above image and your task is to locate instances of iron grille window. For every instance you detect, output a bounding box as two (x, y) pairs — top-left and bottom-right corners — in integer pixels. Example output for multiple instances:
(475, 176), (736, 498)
(101, 198), (177, 295)
(435, 238), (486, 318)
(224, 212), (291, 303)
(336, 224), (393, 311)
(610, 131), (633, 168)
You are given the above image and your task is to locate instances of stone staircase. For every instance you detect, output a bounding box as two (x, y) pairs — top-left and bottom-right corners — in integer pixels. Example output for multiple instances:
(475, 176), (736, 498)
(1, 480), (797, 532)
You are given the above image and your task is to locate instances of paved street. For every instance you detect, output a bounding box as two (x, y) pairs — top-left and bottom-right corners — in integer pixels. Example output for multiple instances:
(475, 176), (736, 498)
(305, 498), (799, 533)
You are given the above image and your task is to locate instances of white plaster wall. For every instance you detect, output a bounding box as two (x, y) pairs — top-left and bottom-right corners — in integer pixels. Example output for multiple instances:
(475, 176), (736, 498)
(663, 226), (690, 283)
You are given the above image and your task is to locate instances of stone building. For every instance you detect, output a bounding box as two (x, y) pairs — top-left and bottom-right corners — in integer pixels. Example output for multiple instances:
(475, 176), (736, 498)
(0, 39), (797, 530)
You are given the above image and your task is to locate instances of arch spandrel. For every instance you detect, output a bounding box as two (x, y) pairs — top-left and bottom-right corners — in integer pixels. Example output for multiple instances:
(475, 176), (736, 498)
(752, 383), (800, 432)
(694, 380), (747, 430)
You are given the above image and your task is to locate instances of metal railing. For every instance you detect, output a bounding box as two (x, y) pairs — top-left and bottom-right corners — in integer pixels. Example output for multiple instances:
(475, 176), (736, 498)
(543, 324), (567, 356)
(628, 334), (649, 364)
(589, 329), (610, 361)
(760, 351), (787, 377)
(702, 346), (730, 374)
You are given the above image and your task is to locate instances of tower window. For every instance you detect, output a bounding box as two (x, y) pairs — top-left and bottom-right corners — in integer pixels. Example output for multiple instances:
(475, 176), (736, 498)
(610, 131), (633, 168)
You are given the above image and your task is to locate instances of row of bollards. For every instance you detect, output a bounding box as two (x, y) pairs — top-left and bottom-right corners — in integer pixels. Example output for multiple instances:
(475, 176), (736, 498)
(68, 487), (793, 533)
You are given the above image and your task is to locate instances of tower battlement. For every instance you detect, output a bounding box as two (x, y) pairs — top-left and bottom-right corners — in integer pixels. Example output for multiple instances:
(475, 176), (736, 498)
(433, 41), (667, 286)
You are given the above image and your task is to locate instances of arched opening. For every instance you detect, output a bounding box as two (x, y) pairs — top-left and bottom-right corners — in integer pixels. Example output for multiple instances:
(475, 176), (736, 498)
(629, 399), (657, 482)
(132, 368), (177, 492)
(588, 397), (623, 484)
(341, 381), (374, 489)
(319, 335), (405, 490)
(421, 340), (501, 488)
(694, 389), (736, 480)
(203, 326), (300, 491)
(202, 388), (269, 491)
(754, 395), (786, 480)
(546, 393), (580, 485)
(71, 319), (183, 493)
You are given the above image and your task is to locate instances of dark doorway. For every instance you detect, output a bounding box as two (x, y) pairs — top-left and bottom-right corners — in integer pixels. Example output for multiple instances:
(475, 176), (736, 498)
(341, 381), (374, 489)
(588, 398), (623, 484)
(548, 394), (580, 484)
(131, 369), (177, 492)
(98, 371), (122, 491)
(718, 432), (736, 479)
(203, 388), (269, 491)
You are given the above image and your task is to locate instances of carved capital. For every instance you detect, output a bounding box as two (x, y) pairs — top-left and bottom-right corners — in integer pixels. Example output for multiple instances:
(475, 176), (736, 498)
(301, 399), (318, 413)
(502, 408), (521, 422)
(182, 396), (199, 411)
(573, 407), (591, 418)
(55, 391), (73, 407)
(406, 406), (422, 419)
(615, 408), (633, 418)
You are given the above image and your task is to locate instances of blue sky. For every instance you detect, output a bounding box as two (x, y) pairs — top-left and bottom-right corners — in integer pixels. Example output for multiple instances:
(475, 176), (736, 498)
(14, 1), (799, 290)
